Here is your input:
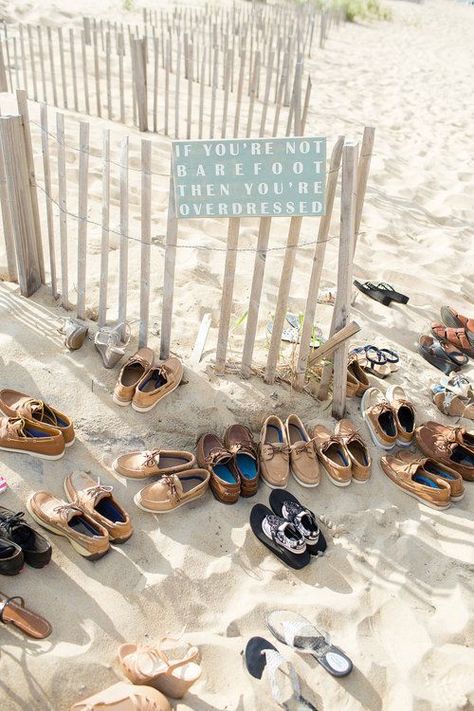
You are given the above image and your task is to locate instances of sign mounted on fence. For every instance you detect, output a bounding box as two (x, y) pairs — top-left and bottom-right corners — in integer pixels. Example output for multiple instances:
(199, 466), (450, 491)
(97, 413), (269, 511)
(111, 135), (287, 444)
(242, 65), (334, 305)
(171, 137), (326, 219)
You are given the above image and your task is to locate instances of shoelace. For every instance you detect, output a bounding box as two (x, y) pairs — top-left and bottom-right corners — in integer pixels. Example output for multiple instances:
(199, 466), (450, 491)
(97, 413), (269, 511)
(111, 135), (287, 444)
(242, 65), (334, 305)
(25, 398), (60, 427)
(290, 437), (317, 456)
(84, 480), (113, 499)
(6, 417), (27, 438)
(53, 503), (84, 517)
(205, 447), (230, 465)
(0, 510), (26, 535)
(262, 442), (290, 459)
(143, 449), (161, 467)
(161, 475), (180, 500)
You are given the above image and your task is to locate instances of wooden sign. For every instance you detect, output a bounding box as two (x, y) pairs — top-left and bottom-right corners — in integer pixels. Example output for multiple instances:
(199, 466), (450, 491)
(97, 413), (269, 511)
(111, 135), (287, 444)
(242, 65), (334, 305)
(171, 136), (326, 219)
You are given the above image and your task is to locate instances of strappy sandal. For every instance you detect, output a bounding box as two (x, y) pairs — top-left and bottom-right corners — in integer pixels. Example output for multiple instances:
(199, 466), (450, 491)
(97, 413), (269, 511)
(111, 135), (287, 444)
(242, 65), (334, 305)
(351, 346), (392, 378)
(269, 490), (327, 555)
(71, 682), (170, 711)
(266, 610), (353, 678)
(431, 324), (474, 358)
(418, 335), (466, 374)
(0, 591), (52, 638)
(250, 504), (310, 570)
(94, 322), (131, 369)
(244, 636), (317, 710)
(431, 385), (474, 420)
(440, 306), (474, 335)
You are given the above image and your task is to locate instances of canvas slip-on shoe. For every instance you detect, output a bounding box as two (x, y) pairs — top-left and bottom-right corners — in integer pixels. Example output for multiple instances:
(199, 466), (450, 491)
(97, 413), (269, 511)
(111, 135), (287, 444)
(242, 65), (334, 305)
(0, 416), (65, 460)
(0, 390), (74, 446)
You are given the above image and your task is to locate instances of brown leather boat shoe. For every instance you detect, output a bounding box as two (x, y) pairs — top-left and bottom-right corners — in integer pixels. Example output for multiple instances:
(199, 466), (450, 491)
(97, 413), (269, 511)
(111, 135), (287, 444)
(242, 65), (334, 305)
(113, 347), (154, 407)
(196, 433), (240, 503)
(0, 390), (74, 446)
(27, 492), (110, 560)
(132, 357), (184, 412)
(134, 469), (210, 513)
(415, 421), (474, 481)
(347, 356), (370, 397)
(113, 448), (196, 479)
(0, 417), (65, 460)
(395, 450), (464, 501)
(313, 424), (352, 487)
(285, 414), (320, 487)
(335, 419), (371, 483)
(259, 416), (290, 489)
(224, 424), (259, 497)
(64, 471), (133, 543)
(386, 385), (416, 446)
(361, 387), (397, 450)
(381, 452), (452, 510)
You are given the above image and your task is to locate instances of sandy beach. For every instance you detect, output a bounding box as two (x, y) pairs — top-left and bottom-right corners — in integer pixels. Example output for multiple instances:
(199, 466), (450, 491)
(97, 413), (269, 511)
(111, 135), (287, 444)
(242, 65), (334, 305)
(0, 0), (474, 709)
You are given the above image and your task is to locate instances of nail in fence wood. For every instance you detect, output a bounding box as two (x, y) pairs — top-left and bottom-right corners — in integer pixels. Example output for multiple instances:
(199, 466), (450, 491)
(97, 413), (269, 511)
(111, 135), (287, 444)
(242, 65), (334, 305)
(0, 115), (42, 296)
(76, 121), (89, 320)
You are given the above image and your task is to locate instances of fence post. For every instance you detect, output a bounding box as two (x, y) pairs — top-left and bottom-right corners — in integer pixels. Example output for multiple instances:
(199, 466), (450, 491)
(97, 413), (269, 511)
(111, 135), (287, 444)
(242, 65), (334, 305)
(131, 38), (148, 131)
(0, 40), (8, 92)
(0, 115), (42, 296)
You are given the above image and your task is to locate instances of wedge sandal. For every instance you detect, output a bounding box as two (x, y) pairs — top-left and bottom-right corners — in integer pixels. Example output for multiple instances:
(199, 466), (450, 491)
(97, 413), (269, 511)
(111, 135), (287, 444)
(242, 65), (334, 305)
(250, 504), (310, 570)
(0, 592), (52, 638)
(266, 610), (353, 677)
(440, 306), (474, 335)
(418, 335), (466, 374)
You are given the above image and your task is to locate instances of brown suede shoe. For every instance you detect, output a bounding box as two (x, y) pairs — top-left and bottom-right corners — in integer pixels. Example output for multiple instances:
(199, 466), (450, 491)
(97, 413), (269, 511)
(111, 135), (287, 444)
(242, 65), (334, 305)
(415, 422), (474, 481)
(134, 469), (210, 513)
(196, 433), (240, 503)
(259, 416), (290, 489)
(113, 347), (154, 407)
(27, 492), (110, 560)
(381, 452), (452, 510)
(335, 419), (371, 483)
(361, 387), (397, 450)
(64, 472), (133, 543)
(0, 390), (74, 446)
(313, 424), (352, 487)
(347, 356), (370, 397)
(112, 448), (196, 479)
(132, 357), (183, 413)
(285, 414), (320, 488)
(386, 385), (416, 446)
(224, 424), (259, 497)
(0, 417), (65, 460)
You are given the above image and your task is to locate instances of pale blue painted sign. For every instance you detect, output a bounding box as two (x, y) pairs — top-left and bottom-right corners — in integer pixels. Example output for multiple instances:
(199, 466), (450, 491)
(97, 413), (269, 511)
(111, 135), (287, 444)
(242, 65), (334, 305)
(171, 137), (326, 219)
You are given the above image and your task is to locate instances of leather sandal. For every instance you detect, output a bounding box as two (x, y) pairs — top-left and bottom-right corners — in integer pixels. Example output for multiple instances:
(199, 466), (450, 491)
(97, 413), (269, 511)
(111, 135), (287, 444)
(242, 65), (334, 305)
(417, 335), (466, 374)
(440, 306), (474, 336)
(0, 591), (52, 638)
(431, 324), (474, 358)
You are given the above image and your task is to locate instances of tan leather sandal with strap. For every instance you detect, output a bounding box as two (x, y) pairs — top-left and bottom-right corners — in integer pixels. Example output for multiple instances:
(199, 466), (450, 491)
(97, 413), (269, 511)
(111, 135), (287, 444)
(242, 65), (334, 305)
(431, 323), (474, 358)
(70, 681), (170, 711)
(0, 591), (52, 638)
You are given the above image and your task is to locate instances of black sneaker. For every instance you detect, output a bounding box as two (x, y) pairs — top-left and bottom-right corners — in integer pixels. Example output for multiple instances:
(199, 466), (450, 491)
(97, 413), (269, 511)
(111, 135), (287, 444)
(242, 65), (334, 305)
(0, 507), (52, 568)
(0, 537), (24, 575)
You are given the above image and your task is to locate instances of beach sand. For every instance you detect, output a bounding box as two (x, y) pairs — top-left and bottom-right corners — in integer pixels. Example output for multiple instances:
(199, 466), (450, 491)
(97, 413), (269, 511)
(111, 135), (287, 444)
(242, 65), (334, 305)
(0, 0), (474, 709)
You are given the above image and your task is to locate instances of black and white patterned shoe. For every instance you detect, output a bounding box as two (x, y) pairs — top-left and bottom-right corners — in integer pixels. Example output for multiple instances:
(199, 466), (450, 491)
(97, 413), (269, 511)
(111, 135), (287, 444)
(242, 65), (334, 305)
(250, 504), (310, 570)
(269, 490), (327, 555)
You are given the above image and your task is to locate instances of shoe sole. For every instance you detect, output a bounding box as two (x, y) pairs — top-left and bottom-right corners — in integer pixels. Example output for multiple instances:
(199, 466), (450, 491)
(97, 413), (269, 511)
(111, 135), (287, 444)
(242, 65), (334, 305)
(322, 465), (352, 487)
(352, 477), (369, 484)
(291, 469), (320, 488)
(112, 395), (132, 407)
(134, 491), (204, 513)
(26, 499), (109, 560)
(260, 476), (288, 490)
(361, 390), (396, 451)
(0, 444), (64, 460)
(131, 379), (181, 412)
(65, 437), (75, 448)
(440, 306), (463, 330)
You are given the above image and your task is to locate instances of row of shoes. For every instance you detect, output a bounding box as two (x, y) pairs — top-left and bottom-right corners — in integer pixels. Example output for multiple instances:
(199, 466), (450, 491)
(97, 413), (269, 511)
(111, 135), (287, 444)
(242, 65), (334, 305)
(418, 305), (474, 375)
(113, 347), (183, 412)
(431, 373), (474, 419)
(72, 635), (201, 710)
(0, 389), (74, 460)
(27, 472), (133, 560)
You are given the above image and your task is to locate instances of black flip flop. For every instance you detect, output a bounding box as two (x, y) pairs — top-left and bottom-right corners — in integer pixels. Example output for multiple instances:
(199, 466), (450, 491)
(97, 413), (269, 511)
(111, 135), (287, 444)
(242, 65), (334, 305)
(250, 504), (310, 570)
(353, 281), (391, 306)
(269, 490), (327, 555)
(373, 282), (409, 304)
(418, 335), (463, 375)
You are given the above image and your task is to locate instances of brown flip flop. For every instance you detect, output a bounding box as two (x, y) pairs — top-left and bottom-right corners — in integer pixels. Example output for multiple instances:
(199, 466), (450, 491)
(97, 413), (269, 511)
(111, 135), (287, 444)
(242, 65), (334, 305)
(0, 592), (52, 639)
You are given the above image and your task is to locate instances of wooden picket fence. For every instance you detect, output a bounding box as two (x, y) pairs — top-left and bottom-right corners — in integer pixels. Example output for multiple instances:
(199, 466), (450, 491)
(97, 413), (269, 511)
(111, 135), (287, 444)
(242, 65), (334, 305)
(0, 90), (374, 417)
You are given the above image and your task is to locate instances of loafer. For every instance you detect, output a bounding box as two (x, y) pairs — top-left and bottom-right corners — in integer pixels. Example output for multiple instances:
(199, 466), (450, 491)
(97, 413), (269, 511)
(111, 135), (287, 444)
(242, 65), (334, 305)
(0, 536), (24, 575)
(0, 506), (52, 568)
(113, 347), (155, 406)
(70, 681), (171, 711)
(285, 414), (320, 488)
(196, 433), (240, 504)
(27, 492), (110, 560)
(224, 424), (259, 497)
(132, 357), (184, 412)
(415, 422), (474, 481)
(0, 390), (75, 446)
(0, 416), (65, 460)
(313, 424), (352, 487)
(335, 419), (371, 483)
(259, 416), (290, 489)
(134, 469), (210, 513)
(64, 472), (133, 543)
(381, 452), (451, 510)
(113, 448), (196, 479)
(360, 387), (397, 449)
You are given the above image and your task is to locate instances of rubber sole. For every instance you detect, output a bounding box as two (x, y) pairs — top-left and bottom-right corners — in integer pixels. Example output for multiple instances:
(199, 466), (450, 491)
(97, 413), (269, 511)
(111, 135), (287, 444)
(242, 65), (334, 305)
(134, 491), (204, 513)
(440, 306), (462, 330)
(65, 437), (75, 448)
(0, 444), (65, 460)
(26, 499), (109, 560)
(112, 395), (132, 407)
(131, 380), (181, 412)
(291, 469), (320, 488)
(322, 465), (352, 487)
(260, 476), (288, 490)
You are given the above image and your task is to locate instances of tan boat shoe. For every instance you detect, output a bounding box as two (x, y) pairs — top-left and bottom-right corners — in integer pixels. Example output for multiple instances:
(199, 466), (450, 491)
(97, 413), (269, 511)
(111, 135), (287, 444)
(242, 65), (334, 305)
(361, 387), (397, 450)
(196, 433), (240, 504)
(134, 469), (210, 513)
(285, 414), (320, 488)
(27, 492), (110, 560)
(223, 424), (259, 497)
(0, 416), (65, 460)
(381, 452), (452, 510)
(386, 385), (416, 446)
(118, 637), (201, 699)
(395, 450), (464, 501)
(113, 347), (155, 407)
(64, 471), (133, 543)
(113, 449), (196, 479)
(259, 416), (290, 489)
(335, 419), (371, 483)
(415, 421), (474, 481)
(347, 356), (370, 397)
(70, 681), (170, 711)
(313, 424), (352, 487)
(0, 390), (74, 446)
(132, 357), (184, 413)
